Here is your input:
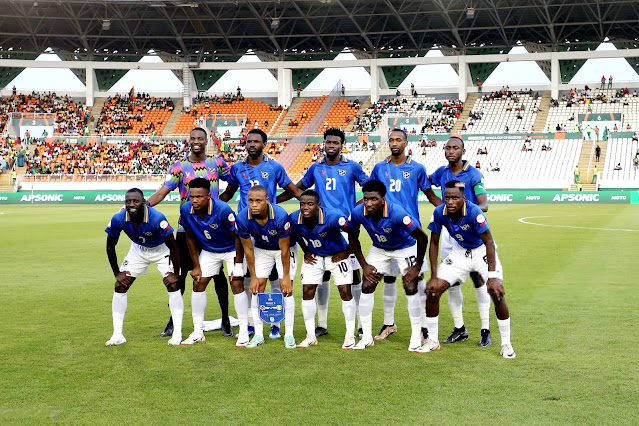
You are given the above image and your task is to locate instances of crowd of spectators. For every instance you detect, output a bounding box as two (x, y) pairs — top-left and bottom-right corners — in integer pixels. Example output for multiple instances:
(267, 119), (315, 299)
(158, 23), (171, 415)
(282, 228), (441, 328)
(0, 92), (90, 135)
(96, 90), (174, 135)
(25, 138), (187, 175)
(550, 86), (637, 109)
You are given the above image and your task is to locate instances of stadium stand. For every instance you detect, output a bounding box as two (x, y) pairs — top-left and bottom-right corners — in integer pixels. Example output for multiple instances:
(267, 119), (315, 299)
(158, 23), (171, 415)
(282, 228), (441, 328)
(461, 89), (541, 134)
(95, 92), (174, 135)
(284, 96), (327, 135)
(601, 136), (639, 187)
(314, 98), (360, 133)
(544, 88), (638, 133)
(172, 95), (285, 136)
(0, 92), (89, 135)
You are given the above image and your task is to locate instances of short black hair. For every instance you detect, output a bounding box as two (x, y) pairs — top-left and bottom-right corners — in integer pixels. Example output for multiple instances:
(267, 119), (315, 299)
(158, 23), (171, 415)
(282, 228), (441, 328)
(323, 128), (345, 143)
(247, 128), (267, 143)
(300, 189), (320, 202)
(248, 184), (268, 196)
(390, 128), (408, 140)
(362, 179), (387, 197)
(445, 180), (466, 193)
(191, 127), (208, 138)
(189, 177), (211, 190)
(448, 135), (464, 147)
(126, 188), (144, 198)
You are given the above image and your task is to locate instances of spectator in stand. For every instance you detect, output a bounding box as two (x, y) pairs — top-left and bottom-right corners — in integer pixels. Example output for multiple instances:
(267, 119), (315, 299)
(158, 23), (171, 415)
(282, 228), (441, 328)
(614, 163), (622, 171)
(475, 160), (481, 169)
(595, 145), (601, 162)
(608, 76), (613, 89)
(601, 76), (606, 89)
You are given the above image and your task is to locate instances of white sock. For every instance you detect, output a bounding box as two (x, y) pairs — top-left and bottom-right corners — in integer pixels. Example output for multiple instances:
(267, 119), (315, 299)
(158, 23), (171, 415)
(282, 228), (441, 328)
(244, 278), (253, 326)
(448, 285), (465, 329)
(270, 279), (281, 328)
(284, 295), (295, 337)
(191, 291), (207, 335)
(475, 286), (491, 330)
(351, 282), (362, 328)
(342, 299), (356, 338)
(406, 293), (422, 344)
(112, 292), (127, 335)
(301, 299), (316, 339)
(233, 293), (249, 337)
(358, 292), (375, 340)
(251, 294), (263, 337)
(383, 280), (397, 325)
(426, 315), (439, 343)
(316, 281), (330, 328)
(418, 278), (427, 328)
(168, 290), (183, 340)
(497, 317), (511, 346)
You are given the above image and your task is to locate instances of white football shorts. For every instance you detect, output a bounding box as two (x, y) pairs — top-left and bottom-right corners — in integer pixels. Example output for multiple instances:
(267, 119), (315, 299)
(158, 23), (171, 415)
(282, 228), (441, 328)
(436, 243), (503, 286)
(120, 243), (173, 278)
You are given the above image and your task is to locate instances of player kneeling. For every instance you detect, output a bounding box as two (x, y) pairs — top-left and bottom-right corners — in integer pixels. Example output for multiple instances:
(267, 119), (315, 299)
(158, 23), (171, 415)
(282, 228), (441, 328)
(105, 188), (182, 346)
(179, 178), (245, 346)
(423, 180), (515, 359)
(346, 179), (429, 352)
(290, 190), (357, 349)
(235, 185), (296, 349)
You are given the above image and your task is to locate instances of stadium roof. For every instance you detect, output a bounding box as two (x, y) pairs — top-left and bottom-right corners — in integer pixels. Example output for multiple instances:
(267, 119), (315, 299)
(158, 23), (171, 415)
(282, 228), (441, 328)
(1, 0), (639, 61)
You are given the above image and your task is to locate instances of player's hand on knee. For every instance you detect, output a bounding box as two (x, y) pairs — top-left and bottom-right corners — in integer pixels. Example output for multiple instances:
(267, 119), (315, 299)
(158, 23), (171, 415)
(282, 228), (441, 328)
(402, 265), (419, 286)
(363, 264), (381, 284)
(116, 271), (134, 287)
(163, 272), (179, 287)
(190, 266), (202, 283)
(280, 277), (292, 295)
(487, 278), (505, 301)
(426, 277), (442, 299)
(249, 278), (261, 294)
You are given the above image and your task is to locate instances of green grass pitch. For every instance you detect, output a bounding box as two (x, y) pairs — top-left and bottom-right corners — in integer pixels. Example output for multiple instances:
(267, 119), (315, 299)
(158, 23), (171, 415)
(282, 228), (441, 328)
(0, 203), (637, 424)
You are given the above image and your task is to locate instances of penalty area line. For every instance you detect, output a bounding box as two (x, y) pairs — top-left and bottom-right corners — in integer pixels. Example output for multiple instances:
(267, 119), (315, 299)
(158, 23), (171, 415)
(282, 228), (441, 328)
(518, 216), (639, 232)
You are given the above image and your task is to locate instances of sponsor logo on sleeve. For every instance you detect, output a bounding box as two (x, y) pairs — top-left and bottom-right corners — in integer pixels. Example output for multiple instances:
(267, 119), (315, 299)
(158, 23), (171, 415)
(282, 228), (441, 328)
(403, 215), (414, 227)
(228, 213), (236, 223)
(476, 214), (487, 227)
(160, 220), (170, 230)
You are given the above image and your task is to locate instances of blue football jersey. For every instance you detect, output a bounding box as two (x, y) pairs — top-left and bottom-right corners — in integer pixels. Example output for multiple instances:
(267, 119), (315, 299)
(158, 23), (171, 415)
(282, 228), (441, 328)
(348, 202), (418, 250)
(179, 199), (237, 253)
(235, 204), (292, 250)
(430, 160), (485, 204)
(289, 208), (348, 257)
(227, 155), (293, 212)
(428, 201), (489, 250)
(300, 155), (369, 217)
(370, 156), (430, 226)
(105, 205), (173, 248)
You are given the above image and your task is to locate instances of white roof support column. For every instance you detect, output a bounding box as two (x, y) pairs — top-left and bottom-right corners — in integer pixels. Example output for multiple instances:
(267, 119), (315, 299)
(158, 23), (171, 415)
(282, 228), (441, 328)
(182, 62), (192, 108)
(85, 64), (97, 107)
(458, 55), (471, 101)
(277, 62), (292, 108)
(370, 57), (380, 103)
(551, 53), (560, 100)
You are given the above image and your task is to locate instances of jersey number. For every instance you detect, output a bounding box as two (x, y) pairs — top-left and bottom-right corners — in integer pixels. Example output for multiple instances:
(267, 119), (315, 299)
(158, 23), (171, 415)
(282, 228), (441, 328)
(404, 255), (417, 267)
(203, 230), (212, 240)
(338, 262), (348, 274)
(326, 177), (336, 191)
(250, 180), (260, 187)
(138, 236), (146, 244)
(374, 234), (387, 243)
(261, 235), (270, 242)
(309, 239), (322, 248)
(389, 179), (401, 192)
(455, 234), (465, 242)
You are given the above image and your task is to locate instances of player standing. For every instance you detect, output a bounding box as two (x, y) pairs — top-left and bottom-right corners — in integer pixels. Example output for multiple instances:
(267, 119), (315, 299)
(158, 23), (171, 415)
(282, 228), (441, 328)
(369, 129), (438, 342)
(105, 188), (182, 346)
(235, 185), (296, 348)
(178, 178), (246, 345)
(429, 135), (492, 347)
(219, 128), (301, 339)
(346, 180), (428, 351)
(290, 190), (357, 349)
(147, 127), (233, 338)
(278, 128), (368, 337)
(422, 181), (515, 359)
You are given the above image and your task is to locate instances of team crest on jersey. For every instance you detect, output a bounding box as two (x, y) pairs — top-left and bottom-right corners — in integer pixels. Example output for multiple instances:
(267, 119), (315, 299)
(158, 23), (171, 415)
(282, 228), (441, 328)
(268, 229), (278, 236)
(461, 224), (470, 231)
(383, 227), (393, 233)
(208, 167), (217, 174)
(209, 223), (218, 230)
(403, 171), (411, 179)
(261, 171), (269, 179)
(445, 258), (453, 265)
(338, 169), (346, 176)
(185, 172), (191, 178)
(243, 173), (248, 179)
(319, 232), (328, 237)
(145, 231), (153, 236)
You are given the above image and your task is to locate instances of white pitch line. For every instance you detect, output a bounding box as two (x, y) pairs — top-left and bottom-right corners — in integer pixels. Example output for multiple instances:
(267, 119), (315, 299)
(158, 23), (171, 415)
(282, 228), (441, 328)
(518, 216), (639, 232)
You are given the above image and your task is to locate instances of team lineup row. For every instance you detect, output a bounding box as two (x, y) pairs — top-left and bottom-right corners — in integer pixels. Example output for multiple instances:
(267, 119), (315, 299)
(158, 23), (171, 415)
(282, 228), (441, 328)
(104, 127), (515, 358)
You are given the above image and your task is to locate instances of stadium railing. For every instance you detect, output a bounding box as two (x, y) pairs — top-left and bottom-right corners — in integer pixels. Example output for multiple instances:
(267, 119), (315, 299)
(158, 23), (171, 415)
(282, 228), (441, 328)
(22, 174), (165, 183)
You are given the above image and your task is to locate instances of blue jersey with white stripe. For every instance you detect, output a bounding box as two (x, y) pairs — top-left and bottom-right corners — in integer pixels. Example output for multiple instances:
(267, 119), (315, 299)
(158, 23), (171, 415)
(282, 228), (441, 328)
(370, 156), (430, 227)
(428, 201), (489, 250)
(227, 155), (293, 212)
(105, 205), (173, 248)
(289, 208), (348, 257)
(348, 202), (418, 250)
(235, 204), (292, 250)
(179, 199), (237, 253)
(430, 161), (485, 205)
(300, 155), (369, 217)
